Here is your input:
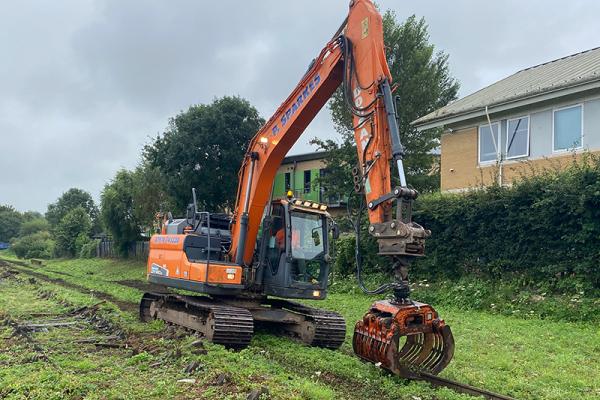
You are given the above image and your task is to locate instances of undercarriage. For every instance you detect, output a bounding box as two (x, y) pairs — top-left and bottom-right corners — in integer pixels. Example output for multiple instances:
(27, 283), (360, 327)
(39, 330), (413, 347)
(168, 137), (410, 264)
(139, 292), (346, 349)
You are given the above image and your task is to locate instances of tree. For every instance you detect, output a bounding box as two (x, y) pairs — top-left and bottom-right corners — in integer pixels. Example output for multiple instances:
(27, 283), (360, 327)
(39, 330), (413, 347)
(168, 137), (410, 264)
(0, 205), (24, 242)
(19, 218), (50, 236)
(315, 13), (459, 196)
(100, 169), (141, 257)
(22, 211), (43, 221)
(143, 96), (264, 213)
(131, 163), (175, 230)
(55, 207), (92, 257)
(46, 188), (100, 233)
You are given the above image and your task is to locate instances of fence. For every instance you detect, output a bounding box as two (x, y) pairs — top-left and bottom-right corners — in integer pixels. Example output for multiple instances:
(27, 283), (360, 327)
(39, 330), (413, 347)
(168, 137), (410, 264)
(96, 240), (149, 260)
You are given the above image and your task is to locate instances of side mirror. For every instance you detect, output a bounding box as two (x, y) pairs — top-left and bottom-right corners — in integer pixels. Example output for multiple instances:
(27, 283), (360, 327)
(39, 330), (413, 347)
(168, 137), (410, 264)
(186, 204), (195, 224)
(312, 230), (321, 246)
(330, 222), (340, 240)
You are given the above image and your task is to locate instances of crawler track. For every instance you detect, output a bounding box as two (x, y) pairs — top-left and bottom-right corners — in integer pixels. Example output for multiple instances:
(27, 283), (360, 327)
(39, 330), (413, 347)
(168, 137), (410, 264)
(140, 293), (254, 349)
(140, 294), (346, 350)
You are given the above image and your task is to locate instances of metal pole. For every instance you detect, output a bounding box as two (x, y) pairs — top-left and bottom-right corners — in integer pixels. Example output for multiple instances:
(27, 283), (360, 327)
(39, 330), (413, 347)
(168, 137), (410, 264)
(485, 106), (502, 186)
(197, 212), (211, 283)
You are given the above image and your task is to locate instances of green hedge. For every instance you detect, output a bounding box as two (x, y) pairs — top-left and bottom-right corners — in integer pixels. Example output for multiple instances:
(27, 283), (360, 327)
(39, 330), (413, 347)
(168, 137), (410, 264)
(412, 155), (600, 291)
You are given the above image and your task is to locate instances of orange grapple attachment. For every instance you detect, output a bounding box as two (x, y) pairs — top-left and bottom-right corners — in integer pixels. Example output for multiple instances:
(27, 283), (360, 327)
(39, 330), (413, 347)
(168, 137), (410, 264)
(352, 300), (454, 378)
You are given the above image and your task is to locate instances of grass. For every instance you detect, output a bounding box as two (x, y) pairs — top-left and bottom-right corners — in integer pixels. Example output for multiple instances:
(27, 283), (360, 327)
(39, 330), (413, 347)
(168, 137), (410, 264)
(0, 254), (599, 399)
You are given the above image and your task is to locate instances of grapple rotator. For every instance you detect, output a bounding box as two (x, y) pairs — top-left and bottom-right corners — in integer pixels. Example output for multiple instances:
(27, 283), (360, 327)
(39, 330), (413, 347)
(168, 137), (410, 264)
(351, 186), (455, 378)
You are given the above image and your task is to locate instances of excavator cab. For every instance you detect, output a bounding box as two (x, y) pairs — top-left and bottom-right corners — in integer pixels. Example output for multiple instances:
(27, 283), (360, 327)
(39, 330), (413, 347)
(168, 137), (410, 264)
(258, 198), (334, 300)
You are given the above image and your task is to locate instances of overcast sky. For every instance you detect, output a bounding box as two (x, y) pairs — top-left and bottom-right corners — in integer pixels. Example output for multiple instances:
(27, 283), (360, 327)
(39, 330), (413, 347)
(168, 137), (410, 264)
(1, 1), (598, 212)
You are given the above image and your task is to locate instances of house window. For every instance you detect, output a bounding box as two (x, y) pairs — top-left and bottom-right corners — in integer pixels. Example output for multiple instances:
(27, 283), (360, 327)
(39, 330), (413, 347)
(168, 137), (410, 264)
(284, 172), (291, 191)
(303, 170), (311, 193)
(553, 105), (582, 151)
(506, 116), (529, 159)
(478, 122), (500, 163)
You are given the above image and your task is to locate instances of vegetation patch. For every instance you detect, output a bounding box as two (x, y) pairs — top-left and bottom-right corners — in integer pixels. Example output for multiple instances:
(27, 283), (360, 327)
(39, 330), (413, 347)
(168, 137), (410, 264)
(331, 273), (600, 323)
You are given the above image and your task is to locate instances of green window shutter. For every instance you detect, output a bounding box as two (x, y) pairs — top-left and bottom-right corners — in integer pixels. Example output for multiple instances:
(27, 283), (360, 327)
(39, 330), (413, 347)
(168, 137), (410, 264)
(272, 173), (285, 198)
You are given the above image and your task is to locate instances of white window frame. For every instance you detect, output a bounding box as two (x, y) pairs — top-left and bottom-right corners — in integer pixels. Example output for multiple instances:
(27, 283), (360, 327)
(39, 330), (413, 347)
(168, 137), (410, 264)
(478, 122), (500, 165)
(552, 104), (584, 153)
(505, 115), (530, 160)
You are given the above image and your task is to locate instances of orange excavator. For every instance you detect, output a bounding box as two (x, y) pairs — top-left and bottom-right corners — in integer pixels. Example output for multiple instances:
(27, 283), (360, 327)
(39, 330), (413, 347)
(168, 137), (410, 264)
(140, 0), (454, 378)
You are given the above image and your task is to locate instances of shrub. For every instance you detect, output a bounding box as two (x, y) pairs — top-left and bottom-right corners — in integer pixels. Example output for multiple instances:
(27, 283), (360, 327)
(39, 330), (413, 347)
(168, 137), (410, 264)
(10, 231), (56, 259)
(332, 229), (387, 277)
(332, 234), (355, 276)
(79, 239), (100, 259)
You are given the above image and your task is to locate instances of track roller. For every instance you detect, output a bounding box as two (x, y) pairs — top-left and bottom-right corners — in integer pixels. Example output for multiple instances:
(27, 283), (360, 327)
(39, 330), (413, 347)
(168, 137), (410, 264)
(264, 299), (346, 349)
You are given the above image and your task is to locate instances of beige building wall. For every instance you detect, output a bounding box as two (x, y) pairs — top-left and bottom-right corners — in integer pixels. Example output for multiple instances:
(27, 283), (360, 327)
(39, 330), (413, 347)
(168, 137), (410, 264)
(489, 151), (600, 184)
(441, 127), (600, 191)
(441, 127), (494, 190)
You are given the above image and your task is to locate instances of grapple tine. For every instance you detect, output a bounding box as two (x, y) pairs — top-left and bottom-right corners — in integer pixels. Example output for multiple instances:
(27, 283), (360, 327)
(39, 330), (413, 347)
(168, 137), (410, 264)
(399, 334), (422, 364)
(410, 332), (435, 366)
(430, 325), (454, 373)
(353, 300), (454, 378)
(421, 334), (442, 371)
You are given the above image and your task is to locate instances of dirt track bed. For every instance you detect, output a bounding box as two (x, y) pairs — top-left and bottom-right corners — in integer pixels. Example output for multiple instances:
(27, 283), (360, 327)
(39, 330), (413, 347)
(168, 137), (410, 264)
(0, 259), (138, 313)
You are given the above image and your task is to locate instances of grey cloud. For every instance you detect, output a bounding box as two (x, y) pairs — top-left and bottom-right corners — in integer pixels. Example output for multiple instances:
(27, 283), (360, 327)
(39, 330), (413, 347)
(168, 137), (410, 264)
(1, 0), (598, 212)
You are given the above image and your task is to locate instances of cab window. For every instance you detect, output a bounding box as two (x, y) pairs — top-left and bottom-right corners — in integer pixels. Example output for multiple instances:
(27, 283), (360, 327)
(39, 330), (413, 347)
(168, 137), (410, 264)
(266, 204), (285, 273)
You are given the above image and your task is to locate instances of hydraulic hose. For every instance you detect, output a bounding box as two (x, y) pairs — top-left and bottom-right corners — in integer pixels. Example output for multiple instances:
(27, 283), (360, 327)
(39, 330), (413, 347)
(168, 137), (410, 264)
(346, 191), (395, 295)
(340, 36), (376, 118)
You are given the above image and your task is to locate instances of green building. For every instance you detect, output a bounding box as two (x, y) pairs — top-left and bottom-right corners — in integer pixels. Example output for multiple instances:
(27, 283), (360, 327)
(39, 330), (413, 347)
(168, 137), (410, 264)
(271, 152), (344, 212)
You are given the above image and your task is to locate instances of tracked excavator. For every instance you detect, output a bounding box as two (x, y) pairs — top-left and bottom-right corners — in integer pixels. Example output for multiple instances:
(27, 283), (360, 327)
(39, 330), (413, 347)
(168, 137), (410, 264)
(140, 0), (454, 378)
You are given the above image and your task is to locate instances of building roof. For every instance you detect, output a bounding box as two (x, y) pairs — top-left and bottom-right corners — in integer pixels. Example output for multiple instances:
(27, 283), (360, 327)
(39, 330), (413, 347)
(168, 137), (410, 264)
(281, 151), (328, 165)
(414, 47), (600, 130)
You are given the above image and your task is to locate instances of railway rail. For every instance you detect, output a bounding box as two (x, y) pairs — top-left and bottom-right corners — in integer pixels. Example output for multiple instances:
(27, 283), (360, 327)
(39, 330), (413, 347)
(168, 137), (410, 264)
(417, 371), (517, 400)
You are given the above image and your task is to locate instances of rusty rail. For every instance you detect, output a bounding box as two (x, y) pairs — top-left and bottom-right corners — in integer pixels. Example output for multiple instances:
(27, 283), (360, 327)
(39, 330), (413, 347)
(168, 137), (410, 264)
(416, 371), (517, 400)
